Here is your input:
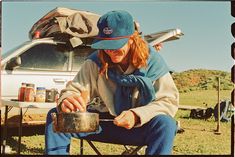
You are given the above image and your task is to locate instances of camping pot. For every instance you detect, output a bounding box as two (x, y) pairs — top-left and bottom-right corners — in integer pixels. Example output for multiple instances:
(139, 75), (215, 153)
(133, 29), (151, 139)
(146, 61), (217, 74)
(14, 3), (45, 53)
(51, 112), (100, 133)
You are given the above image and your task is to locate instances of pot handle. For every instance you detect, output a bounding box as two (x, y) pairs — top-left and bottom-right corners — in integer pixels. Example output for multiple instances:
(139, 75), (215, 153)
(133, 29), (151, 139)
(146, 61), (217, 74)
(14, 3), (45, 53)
(51, 113), (59, 132)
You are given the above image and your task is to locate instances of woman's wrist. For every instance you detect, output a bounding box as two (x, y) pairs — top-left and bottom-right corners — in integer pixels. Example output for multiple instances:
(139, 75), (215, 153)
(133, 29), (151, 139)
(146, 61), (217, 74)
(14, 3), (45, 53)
(130, 110), (140, 125)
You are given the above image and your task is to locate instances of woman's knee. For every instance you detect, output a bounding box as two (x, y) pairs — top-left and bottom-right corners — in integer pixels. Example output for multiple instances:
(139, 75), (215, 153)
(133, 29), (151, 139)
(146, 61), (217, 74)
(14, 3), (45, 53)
(149, 114), (177, 135)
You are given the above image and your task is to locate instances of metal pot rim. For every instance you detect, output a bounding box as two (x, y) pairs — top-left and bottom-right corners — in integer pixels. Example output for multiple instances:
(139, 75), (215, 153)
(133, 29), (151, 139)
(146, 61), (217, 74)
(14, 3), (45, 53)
(58, 111), (99, 116)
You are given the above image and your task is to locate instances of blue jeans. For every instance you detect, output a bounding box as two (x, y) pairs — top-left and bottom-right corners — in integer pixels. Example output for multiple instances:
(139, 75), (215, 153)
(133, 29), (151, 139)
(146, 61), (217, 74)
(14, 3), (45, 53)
(45, 108), (177, 155)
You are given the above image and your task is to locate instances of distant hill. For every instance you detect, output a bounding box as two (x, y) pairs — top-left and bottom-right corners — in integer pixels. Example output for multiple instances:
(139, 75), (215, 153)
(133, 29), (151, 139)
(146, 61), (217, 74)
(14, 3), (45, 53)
(171, 69), (233, 93)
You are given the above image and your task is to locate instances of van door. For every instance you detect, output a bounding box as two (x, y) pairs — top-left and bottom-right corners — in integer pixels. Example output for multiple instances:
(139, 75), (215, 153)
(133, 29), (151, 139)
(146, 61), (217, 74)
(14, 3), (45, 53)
(1, 43), (72, 100)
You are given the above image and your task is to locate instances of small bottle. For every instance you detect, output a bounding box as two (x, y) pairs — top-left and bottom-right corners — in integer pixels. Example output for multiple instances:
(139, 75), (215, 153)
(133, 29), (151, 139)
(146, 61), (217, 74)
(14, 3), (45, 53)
(24, 83), (35, 102)
(36, 87), (46, 102)
(46, 88), (58, 102)
(18, 83), (26, 101)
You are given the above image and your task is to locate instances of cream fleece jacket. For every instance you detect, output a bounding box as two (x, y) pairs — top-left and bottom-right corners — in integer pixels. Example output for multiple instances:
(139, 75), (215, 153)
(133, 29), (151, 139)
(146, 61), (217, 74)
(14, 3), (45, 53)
(58, 59), (179, 127)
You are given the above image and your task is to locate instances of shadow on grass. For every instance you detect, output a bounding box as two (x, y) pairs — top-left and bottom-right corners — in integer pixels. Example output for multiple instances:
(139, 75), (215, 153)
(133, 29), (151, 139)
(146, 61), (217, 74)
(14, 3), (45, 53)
(177, 116), (217, 133)
(181, 126), (216, 133)
(1, 124), (45, 137)
(1, 125), (46, 155)
(180, 115), (215, 121)
(6, 136), (44, 155)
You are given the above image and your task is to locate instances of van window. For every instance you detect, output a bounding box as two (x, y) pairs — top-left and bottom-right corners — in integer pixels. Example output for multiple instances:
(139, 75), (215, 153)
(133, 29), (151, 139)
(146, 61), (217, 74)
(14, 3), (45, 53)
(72, 46), (95, 71)
(19, 44), (68, 71)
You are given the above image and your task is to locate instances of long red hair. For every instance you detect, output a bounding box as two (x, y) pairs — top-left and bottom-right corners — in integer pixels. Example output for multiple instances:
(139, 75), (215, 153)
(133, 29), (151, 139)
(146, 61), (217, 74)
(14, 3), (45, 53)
(98, 31), (149, 78)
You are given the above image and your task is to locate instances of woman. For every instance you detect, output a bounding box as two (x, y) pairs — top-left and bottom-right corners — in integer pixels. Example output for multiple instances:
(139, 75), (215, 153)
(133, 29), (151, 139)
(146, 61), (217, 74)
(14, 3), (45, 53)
(45, 10), (179, 155)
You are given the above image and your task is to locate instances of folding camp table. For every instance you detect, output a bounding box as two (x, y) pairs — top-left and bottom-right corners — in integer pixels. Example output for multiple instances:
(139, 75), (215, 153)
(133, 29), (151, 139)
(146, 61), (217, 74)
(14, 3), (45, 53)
(1, 99), (56, 155)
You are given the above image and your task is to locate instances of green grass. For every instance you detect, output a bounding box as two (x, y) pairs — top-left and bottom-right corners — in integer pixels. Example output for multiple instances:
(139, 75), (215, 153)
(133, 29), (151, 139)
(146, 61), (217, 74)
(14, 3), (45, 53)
(179, 90), (232, 108)
(4, 90), (233, 155)
(174, 110), (231, 155)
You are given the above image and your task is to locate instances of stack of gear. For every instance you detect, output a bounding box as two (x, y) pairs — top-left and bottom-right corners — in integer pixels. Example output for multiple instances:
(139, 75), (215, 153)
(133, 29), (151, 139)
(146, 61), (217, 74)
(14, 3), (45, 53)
(29, 7), (101, 48)
(189, 108), (214, 120)
(189, 100), (234, 122)
(214, 100), (234, 122)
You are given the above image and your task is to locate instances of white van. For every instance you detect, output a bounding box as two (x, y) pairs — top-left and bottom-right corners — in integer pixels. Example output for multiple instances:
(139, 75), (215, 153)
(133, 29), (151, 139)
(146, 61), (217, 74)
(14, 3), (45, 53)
(1, 29), (183, 101)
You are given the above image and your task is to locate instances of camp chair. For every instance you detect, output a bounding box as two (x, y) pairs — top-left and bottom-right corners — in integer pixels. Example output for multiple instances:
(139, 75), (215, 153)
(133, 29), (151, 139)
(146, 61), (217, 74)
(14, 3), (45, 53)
(76, 119), (183, 155)
(70, 121), (182, 155)
(73, 98), (181, 155)
(79, 138), (145, 155)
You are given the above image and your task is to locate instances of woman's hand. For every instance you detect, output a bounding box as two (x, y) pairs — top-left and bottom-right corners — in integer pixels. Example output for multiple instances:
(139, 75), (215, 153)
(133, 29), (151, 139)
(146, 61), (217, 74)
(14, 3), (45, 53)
(114, 110), (140, 129)
(60, 94), (86, 113)
(154, 43), (163, 52)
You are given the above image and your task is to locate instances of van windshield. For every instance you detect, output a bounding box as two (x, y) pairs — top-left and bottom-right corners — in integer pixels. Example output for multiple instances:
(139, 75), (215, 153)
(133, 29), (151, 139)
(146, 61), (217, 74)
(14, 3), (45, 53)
(1, 41), (32, 59)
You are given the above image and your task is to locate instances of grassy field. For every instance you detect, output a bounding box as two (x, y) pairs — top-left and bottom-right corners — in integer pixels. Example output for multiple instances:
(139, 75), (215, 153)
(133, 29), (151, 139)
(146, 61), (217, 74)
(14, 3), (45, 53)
(179, 89), (232, 108)
(2, 90), (233, 155)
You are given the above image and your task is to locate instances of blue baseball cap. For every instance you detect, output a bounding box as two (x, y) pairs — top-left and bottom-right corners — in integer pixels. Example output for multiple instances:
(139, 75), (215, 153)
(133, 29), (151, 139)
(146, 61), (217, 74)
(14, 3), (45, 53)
(91, 10), (135, 50)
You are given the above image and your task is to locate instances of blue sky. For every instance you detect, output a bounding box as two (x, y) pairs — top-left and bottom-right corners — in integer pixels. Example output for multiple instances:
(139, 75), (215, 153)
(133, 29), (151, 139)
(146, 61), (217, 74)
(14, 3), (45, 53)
(2, 1), (234, 72)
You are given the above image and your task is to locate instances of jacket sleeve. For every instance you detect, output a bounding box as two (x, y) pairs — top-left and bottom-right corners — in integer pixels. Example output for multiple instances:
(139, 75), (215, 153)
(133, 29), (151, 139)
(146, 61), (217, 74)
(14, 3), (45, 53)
(57, 59), (99, 111)
(130, 72), (179, 127)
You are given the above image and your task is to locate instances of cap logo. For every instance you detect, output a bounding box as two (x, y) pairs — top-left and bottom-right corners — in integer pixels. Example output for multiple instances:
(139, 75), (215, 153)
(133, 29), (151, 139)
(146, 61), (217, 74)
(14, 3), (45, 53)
(103, 27), (113, 35)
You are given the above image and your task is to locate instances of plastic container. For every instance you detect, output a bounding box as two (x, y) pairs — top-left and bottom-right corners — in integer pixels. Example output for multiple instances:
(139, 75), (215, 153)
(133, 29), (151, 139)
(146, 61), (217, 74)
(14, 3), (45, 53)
(24, 83), (35, 102)
(35, 87), (46, 102)
(18, 83), (27, 101)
